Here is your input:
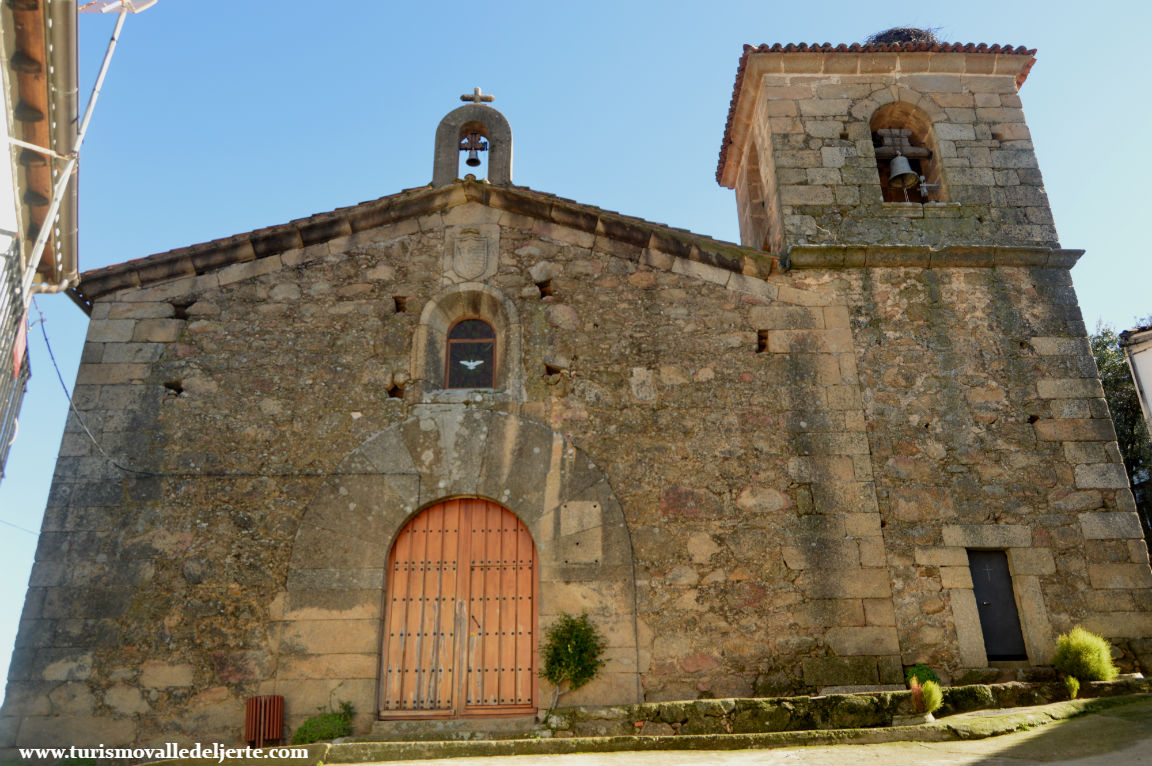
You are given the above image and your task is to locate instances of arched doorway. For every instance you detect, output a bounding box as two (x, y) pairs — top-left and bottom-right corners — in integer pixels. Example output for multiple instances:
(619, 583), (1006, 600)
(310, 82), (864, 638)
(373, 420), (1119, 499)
(379, 497), (537, 718)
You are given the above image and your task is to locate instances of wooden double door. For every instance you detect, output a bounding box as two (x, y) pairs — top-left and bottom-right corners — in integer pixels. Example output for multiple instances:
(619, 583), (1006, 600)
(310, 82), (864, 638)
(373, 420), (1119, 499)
(379, 498), (537, 717)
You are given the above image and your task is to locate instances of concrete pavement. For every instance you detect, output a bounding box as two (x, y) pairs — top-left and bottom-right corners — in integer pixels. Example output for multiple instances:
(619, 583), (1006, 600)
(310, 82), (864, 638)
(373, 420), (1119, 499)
(357, 696), (1152, 765)
(147, 694), (1152, 765)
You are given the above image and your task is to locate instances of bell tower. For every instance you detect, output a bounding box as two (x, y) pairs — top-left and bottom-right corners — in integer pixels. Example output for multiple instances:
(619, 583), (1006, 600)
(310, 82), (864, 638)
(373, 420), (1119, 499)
(717, 36), (1057, 256)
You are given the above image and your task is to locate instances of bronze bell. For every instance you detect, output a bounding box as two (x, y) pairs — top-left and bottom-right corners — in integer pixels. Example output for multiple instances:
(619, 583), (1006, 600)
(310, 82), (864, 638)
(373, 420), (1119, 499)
(888, 153), (919, 189)
(464, 132), (485, 167)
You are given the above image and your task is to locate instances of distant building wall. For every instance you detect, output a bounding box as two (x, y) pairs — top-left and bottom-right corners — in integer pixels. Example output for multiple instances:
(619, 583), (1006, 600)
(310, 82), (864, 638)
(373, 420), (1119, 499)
(1121, 326), (1152, 433)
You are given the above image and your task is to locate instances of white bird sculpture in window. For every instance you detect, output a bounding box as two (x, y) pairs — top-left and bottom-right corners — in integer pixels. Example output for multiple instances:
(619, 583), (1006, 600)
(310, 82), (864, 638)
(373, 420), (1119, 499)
(459, 360), (485, 370)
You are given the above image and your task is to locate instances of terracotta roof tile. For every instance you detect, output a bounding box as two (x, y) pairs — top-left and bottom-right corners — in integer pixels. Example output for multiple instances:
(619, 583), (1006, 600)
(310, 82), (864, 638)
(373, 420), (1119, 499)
(715, 42), (1038, 185)
(1120, 324), (1152, 343)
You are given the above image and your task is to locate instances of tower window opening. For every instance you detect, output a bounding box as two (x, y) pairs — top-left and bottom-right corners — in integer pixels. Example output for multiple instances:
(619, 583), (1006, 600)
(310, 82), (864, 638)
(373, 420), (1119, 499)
(873, 128), (930, 202)
(870, 103), (943, 204)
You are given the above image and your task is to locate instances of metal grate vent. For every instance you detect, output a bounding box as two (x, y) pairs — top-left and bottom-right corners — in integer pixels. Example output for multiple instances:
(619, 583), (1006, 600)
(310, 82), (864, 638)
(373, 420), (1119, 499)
(244, 695), (284, 748)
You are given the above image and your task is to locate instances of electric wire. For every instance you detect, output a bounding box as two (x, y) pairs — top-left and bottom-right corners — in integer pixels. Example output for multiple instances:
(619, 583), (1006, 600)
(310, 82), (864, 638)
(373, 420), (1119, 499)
(34, 297), (157, 476)
(0, 517), (36, 535)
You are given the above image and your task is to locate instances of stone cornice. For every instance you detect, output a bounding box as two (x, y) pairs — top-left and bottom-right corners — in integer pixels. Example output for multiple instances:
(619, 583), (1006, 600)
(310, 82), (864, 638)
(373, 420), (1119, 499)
(784, 244), (1083, 271)
(69, 180), (779, 312)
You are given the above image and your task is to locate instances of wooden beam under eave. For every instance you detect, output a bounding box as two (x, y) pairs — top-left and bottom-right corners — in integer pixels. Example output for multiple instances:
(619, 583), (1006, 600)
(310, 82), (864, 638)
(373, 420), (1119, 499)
(7, 0), (59, 281)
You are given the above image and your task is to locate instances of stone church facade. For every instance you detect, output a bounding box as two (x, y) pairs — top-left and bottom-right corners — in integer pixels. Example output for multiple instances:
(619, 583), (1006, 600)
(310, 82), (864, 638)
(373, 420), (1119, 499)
(3, 40), (1151, 750)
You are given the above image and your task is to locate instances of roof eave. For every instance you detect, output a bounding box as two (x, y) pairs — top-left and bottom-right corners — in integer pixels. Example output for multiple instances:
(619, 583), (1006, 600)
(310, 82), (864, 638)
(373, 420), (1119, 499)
(48, 0), (80, 288)
(69, 180), (778, 311)
(2, 0), (79, 289)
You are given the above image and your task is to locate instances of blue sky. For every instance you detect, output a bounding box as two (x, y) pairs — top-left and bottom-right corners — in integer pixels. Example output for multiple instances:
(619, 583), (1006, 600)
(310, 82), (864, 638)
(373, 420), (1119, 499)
(1, 0), (1149, 698)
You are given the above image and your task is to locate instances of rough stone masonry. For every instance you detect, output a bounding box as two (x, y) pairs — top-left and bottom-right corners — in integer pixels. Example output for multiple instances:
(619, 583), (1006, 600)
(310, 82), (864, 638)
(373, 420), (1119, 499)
(1, 39), (1149, 753)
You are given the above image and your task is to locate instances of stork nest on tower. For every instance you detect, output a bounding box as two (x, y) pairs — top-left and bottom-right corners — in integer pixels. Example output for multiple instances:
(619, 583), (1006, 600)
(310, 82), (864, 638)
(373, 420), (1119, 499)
(865, 27), (941, 46)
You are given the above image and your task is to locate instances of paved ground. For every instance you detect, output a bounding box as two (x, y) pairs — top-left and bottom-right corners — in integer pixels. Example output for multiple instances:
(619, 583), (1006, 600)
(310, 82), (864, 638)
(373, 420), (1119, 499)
(358, 697), (1152, 766)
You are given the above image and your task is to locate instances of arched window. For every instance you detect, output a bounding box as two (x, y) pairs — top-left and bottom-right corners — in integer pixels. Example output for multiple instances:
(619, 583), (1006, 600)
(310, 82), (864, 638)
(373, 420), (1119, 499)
(446, 318), (495, 389)
(870, 102), (943, 203)
(412, 284), (523, 401)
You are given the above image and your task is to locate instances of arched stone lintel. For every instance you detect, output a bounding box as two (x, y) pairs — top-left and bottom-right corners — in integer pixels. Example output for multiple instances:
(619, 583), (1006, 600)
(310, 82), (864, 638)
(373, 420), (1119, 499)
(869, 100), (936, 147)
(432, 103), (513, 187)
(283, 410), (642, 709)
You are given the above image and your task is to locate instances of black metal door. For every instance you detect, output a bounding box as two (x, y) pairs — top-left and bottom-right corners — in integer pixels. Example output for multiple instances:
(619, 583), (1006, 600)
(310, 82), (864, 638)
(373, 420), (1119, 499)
(968, 550), (1027, 661)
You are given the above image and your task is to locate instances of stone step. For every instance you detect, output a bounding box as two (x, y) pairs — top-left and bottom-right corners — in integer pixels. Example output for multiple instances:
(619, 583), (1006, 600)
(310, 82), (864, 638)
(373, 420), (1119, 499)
(818, 684), (906, 695)
(365, 715), (538, 742)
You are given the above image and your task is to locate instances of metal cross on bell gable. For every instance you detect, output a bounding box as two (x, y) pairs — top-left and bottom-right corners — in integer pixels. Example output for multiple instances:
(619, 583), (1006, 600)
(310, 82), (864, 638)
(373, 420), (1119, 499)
(460, 87), (495, 104)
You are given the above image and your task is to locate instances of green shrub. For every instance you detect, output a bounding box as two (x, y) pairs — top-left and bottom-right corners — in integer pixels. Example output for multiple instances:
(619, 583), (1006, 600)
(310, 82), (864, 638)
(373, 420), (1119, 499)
(921, 680), (943, 714)
(290, 700), (355, 745)
(540, 612), (606, 710)
(1052, 627), (1118, 682)
(905, 663), (940, 687)
(1065, 675), (1080, 699)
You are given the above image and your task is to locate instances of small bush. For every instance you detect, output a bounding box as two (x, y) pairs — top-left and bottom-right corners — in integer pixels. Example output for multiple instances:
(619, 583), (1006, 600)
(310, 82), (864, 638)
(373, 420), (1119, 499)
(1065, 675), (1080, 699)
(290, 700), (354, 745)
(1052, 627), (1117, 682)
(905, 663), (940, 687)
(921, 680), (943, 714)
(540, 612), (606, 710)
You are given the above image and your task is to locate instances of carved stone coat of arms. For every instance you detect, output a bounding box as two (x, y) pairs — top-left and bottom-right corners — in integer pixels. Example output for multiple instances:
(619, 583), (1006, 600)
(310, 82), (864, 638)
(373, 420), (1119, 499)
(443, 224), (499, 283)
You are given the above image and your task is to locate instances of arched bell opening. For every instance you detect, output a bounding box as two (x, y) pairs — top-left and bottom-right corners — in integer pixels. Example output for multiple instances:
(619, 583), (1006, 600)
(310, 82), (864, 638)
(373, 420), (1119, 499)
(432, 96), (513, 187)
(870, 102), (944, 203)
(458, 120), (490, 176)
